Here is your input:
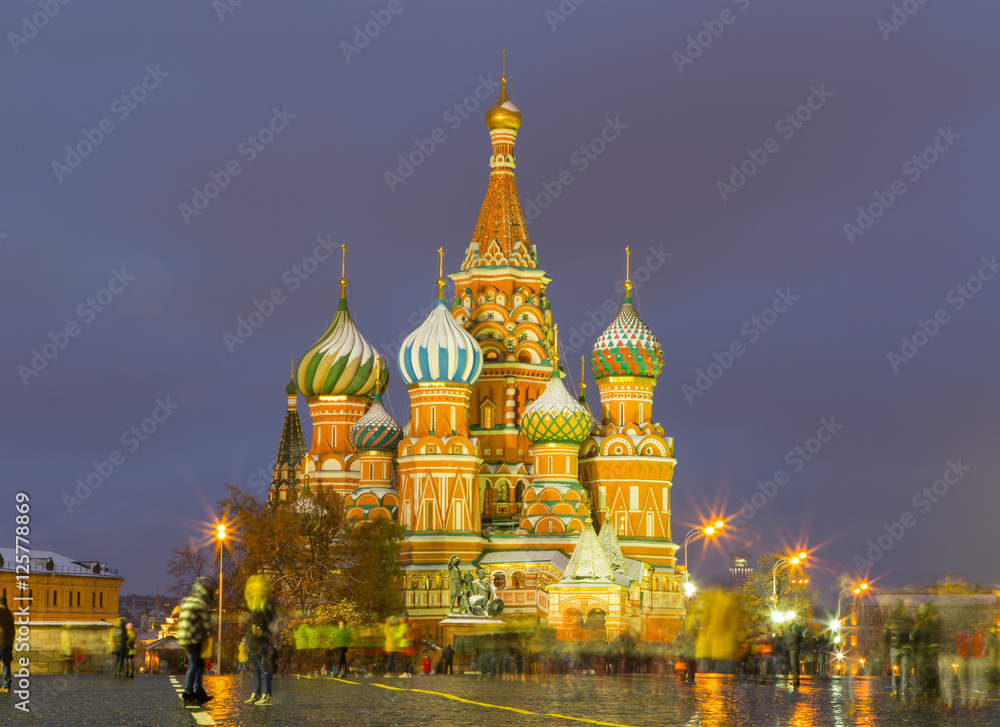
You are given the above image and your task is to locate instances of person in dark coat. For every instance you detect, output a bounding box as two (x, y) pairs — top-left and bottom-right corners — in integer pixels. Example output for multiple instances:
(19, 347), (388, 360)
(884, 599), (914, 697)
(0, 595), (15, 693)
(244, 575), (277, 706)
(442, 644), (454, 675)
(111, 618), (128, 677)
(782, 617), (805, 686)
(177, 577), (213, 708)
(333, 620), (352, 678)
(911, 602), (941, 700)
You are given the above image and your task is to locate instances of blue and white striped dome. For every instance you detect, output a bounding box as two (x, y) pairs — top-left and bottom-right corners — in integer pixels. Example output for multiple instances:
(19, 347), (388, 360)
(398, 300), (483, 386)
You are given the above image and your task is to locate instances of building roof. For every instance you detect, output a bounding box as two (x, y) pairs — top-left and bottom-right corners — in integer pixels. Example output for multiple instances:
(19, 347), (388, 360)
(555, 521), (631, 587)
(0, 548), (118, 577)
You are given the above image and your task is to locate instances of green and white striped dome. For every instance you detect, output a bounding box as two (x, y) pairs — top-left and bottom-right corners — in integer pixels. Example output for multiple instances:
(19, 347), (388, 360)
(296, 294), (385, 397)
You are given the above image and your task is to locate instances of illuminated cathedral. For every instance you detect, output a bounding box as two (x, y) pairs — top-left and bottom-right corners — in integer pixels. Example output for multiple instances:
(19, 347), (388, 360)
(268, 71), (686, 641)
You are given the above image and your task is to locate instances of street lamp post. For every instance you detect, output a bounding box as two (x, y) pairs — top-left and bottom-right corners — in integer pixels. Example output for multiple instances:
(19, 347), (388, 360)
(771, 552), (807, 604)
(837, 582), (868, 622)
(216, 523), (226, 675)
(682, 520), (725, 589)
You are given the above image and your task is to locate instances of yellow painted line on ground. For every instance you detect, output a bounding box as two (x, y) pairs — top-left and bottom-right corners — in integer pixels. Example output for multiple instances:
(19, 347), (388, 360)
(323, 676), (639, 727)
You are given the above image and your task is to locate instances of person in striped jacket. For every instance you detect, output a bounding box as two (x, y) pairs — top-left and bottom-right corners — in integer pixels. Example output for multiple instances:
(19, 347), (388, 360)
(177, 577), (213, 708)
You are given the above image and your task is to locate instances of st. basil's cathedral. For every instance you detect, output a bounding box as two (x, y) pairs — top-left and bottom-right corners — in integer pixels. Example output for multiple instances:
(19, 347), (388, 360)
(268, 71), (687, 641)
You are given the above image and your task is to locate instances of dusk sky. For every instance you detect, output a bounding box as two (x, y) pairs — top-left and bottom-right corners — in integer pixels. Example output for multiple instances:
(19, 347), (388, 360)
(2, 1), (997, 603)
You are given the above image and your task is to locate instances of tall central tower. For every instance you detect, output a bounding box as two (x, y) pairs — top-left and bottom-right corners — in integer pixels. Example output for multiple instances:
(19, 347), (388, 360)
(449, 69), (554, 523)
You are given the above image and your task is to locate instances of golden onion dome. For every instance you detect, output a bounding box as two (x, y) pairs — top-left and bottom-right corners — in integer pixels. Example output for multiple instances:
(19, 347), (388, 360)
(485, 76), (522, 132)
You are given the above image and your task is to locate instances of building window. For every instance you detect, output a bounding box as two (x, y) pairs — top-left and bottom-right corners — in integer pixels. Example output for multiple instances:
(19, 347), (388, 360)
(425, 501), (434, 530)
(454, 501), (463, 531)
(646, 511), (653, 536)
(431, 406), (437, 432)
(565, 455), (570, 473)
(662, 490), (669, 513)
(619, 402), (625, 423)
(617, 511), (627, 536)
(547, 455), (553, 474)
(481, 401), (494, 429)
(598, 486), (607, 510)
(92, 593), (96, 607)
(493, 572), (507, 589)
(630, 486), (639, 510)
(450, 406), (456, 432)
(77, 592), (81, 607)
(52, 590), (57, 606)
(99, 593), (103, 608)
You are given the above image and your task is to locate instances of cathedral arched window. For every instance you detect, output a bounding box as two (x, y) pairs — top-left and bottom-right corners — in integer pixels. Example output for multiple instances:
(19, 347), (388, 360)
(493, 572), (507, 589)
(619, 402), (625, 424)
(450, 406), (456, 432)
(481, 400), (494, 429)
(547, 455), (553, 474)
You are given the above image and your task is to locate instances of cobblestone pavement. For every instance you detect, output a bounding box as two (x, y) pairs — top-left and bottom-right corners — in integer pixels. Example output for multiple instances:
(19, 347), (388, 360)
(2, 673), (998, 726)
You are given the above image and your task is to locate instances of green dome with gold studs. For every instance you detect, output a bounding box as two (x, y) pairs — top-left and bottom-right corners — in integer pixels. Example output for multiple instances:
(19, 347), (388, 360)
(519, 372), (593, 445)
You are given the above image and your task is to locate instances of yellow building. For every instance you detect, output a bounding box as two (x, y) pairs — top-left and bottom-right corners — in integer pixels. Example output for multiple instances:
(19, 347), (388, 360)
(0, 548), (123, 673)
(269, 69), (686, 641)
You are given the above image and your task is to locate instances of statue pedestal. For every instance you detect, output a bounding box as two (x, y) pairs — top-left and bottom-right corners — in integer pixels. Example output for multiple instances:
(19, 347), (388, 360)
(439, 614), (505, 674)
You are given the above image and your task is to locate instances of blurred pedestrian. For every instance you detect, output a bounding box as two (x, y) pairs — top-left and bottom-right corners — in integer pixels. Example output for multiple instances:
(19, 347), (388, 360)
(333, 619), (352, 677)
(383, 617), (399, 676)
(111, 617), (128, 677)
(442, 644), (454, 675)
(782, 617), (805, 686)
(883, 600), (913, 698)
(237, 638), (248, 674)
(955, 624), (973, 706)
(0, 595), (14, 693)
(177, 577), (213, 708)
(970, 624), (988, 708)
(244, 575), (277, 706)
(910, 602), (941, 700)
(938, 639), (957, 711)
(125, 623), (136, 678)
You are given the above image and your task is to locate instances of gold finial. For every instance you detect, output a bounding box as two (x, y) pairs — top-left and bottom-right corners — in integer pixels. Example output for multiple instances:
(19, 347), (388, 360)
(339, 244), (348, 298)
(624, 245), (632, 297)
(290, 357), (294, 377)
(552, 324), (560, 372)
(437, 247), (446, 300)
(502, 48), (507, 82)
(580, 355), (586, 396)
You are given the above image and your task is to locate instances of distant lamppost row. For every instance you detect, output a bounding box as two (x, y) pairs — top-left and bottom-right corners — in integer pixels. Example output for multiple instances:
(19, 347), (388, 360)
(771, 552), (807, 603)
(682, 520), (725, 590)
(216, 523), (226, 674)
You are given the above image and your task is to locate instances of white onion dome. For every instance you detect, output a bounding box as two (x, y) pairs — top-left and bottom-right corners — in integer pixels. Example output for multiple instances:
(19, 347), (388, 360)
(296, 293), (385, 397)
(519, 372), (593, 445)
(349, 393), (403, 453)
(398, 299), (483, 386)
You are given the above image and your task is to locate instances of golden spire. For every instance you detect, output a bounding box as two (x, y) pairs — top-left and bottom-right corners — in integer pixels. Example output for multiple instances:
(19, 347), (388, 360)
(339, 244), (348, 298)
(579, 355), (586, 398)
(552, 323), (560, 372)
(624, 245), (632, 298)
(485, 49), (522, 131)
(437, 247), (446, 300)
